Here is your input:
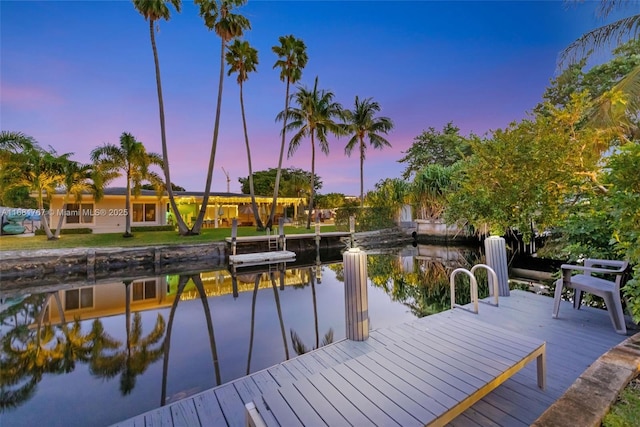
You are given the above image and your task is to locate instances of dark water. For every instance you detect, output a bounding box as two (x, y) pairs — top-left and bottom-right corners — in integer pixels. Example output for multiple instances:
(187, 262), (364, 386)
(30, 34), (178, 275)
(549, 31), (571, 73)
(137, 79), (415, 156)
(0, 244), (481, 427)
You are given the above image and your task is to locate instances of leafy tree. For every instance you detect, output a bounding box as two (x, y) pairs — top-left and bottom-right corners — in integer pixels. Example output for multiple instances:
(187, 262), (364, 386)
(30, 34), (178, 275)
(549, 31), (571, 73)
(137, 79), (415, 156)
(542, 39), (640, 139)
(0, 131), (39, 207)
(226, 39), (263, 229)
(411, 162), (462, 220)
(278, 77), (344, 229)
(132, 0), (189, 236)
(315, 192), (346, 209)
(91, 132), (164, 237)
(446, 92), (610, 241)
(398, 122), (472, 180)
(343, 96), (394, 208)
(238, 168), (320, 197)
(194, 0), (250, 234)
(604, 140), (640, 322)
(560, 1), (640, 129)
(268, 35), (308, 229)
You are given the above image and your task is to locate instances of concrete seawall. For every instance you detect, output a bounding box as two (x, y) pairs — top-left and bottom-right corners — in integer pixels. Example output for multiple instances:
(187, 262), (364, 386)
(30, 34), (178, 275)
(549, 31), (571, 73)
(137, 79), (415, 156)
(1, 242), (227, 291)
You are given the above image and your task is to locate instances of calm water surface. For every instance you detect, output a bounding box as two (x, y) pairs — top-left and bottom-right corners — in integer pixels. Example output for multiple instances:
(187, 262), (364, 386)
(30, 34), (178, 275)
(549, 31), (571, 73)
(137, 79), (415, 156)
(0, 245), (480, 427)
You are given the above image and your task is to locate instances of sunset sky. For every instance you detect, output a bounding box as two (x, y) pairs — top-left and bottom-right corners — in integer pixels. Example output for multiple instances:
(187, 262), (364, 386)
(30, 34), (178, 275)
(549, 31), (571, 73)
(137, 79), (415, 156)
(1, 1), (610, 195)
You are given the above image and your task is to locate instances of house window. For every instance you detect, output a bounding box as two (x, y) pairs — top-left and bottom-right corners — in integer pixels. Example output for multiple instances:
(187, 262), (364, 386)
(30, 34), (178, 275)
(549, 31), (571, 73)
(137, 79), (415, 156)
(65, 203), (94, 224)
(133, 203), (156, 222)
(132, 280), (157, 301)
(65, 287), (94, 310)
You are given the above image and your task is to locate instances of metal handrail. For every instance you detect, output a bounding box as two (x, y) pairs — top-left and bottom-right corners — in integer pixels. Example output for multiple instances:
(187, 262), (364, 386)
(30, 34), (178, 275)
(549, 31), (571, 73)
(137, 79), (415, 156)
(450, 268), (479, 314)
(450, 264), (500, 314)
(470, 264), (499, 307)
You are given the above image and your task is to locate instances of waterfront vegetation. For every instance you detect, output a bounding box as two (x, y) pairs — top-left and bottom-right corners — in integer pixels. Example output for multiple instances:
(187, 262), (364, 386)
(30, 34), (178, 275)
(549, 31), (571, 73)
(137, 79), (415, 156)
(0, 224), (337, 251)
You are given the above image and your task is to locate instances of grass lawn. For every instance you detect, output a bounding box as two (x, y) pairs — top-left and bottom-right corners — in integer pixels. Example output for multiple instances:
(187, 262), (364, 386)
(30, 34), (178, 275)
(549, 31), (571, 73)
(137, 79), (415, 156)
(0, 225), (338, 252)
(603, 376), (640, 427)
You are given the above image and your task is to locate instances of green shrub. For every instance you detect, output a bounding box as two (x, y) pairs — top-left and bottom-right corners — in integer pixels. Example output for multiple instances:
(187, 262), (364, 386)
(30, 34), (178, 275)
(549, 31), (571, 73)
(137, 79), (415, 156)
(131, 225), (175, 232)
(35, 228), (93, 235)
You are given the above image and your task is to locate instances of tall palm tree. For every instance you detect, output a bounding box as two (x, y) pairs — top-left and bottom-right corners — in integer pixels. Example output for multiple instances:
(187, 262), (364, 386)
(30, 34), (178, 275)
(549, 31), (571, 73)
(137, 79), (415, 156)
(226, 39), (263, 229)
(91, 132), (164, 237)
(561, 1), (640, 127)
(53, 160), (104, 238)
(194, 0), (250, 234)
(278, 77), (344, 229)
(343, 96), (394, 208)
(267, 35), (308, 229)
(132, 0), (190, 236)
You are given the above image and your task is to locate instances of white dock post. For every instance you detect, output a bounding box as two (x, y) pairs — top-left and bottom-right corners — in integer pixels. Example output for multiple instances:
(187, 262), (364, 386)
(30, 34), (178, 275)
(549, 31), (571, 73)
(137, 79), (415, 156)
(484, 236), (510, 296)
(349, 215), (356, 248)
(231, 219), (238, 256)
(344, 247), (369, 341)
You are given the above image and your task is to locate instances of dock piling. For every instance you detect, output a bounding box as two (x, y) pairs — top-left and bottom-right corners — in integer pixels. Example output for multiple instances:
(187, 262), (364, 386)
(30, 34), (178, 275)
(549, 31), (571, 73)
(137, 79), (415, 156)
(344, 247), (369, 341)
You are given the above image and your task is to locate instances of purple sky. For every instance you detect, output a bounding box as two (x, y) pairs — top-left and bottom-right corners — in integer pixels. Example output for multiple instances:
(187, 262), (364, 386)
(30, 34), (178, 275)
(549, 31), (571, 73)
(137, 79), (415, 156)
(1, 1), (608, 195)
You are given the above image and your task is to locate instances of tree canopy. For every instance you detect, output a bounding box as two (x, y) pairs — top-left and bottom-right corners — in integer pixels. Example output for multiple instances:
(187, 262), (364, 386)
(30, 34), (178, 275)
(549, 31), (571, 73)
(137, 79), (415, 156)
(398, 122), (472, 180)
(238, 167), (321, 196)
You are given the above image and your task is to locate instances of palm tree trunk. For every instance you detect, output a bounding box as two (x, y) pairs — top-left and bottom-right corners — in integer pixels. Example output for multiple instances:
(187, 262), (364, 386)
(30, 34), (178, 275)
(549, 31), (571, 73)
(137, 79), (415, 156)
(311, 269), (319, 349)
(149, 19), (190, 236)
(124, 172), (132, 237)
(360, 136), (365, 208)
(240, 82), (263, 229)
(246, 276), (260, 375)
(194, 37), (226, 234)
(38, 189), (54, 239)
(192, 275), (221, 386)
(270, 272), (289, 360)
(268, 79), (291, 229)
(54, 196), (69, 239)
(161, 275), (188, 406)
(307, 135), (316, 229)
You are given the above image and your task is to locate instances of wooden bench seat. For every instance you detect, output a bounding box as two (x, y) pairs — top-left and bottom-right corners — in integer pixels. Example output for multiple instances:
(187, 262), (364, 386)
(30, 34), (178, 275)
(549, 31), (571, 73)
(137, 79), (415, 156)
(245, 311), (546, 426)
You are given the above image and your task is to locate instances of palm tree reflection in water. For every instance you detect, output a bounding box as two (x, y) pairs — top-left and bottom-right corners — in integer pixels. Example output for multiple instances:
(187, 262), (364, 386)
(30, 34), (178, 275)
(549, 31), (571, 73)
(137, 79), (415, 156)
(290, 266), (334, 355)
(89, 281), (165, 395)
(161, 274), (220, 406)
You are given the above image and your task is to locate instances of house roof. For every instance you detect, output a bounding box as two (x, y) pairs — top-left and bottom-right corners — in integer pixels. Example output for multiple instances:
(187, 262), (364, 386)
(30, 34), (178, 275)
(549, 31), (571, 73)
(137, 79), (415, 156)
(51, 187), (306, 204)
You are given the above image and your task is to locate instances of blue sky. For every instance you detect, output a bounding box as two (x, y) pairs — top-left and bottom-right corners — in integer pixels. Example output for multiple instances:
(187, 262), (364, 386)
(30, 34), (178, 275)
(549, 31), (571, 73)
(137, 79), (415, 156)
(1, 1), (609, 195)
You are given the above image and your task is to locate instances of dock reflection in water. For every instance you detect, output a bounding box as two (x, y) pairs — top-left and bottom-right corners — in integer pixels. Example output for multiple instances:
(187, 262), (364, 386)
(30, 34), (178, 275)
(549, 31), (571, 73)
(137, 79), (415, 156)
(0, 244), (481, 427)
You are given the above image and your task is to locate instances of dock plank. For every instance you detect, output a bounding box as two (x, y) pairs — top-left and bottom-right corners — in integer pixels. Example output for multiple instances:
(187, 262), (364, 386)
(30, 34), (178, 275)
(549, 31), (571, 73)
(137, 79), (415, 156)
(113, 291), (627, 427)
(192, 392), (226, 427)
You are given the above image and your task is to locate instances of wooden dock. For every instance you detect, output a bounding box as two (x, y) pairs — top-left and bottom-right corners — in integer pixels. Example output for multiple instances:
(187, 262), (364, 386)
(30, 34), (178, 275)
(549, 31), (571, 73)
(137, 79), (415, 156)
(112, 290), (629, 427)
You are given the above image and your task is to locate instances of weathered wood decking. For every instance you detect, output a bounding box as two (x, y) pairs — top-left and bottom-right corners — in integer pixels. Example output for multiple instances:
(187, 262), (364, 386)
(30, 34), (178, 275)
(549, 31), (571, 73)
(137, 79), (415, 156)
(113, 290), (629, 427)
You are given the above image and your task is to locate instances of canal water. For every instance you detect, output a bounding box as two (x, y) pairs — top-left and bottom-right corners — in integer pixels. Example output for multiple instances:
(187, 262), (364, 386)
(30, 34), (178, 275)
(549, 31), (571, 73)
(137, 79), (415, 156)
(0, 244), (483, 427)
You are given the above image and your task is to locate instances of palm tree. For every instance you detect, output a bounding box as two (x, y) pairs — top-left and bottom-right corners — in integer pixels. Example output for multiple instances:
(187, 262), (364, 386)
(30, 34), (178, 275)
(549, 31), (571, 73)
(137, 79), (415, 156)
(53, 160), (104, 238)
(226, 39), (263, 229)
(267, 35), (308, 229)
(343, 96), (394, 208)
(561, 1), (640, 127)
(194, 0), (250, 234)
(4, 145), (66, 239)
(132, 0), (190, 236)
(278, 77), (344, 229)
(91, 132), (164, 237)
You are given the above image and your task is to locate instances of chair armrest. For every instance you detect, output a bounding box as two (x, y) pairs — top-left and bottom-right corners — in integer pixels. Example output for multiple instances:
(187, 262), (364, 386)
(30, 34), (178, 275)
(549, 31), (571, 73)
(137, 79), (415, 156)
(560, 264), (627, 276)
(584, 259), (629, 270)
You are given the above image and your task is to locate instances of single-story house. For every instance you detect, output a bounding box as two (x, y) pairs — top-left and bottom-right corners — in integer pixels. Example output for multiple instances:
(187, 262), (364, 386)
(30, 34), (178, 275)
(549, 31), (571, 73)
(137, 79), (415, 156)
(47, 188), (307, 234)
